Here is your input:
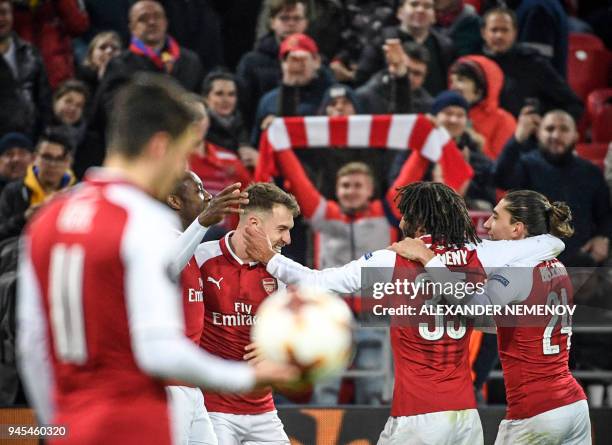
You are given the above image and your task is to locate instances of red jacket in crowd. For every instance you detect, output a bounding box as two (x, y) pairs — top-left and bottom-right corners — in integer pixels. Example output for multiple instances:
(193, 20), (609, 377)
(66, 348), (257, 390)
(13, 0), (89, 88)
(457, 55), (517, 160)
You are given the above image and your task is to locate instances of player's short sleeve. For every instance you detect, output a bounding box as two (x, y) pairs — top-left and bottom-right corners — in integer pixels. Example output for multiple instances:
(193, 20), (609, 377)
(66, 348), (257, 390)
(484, 267), (534, 306)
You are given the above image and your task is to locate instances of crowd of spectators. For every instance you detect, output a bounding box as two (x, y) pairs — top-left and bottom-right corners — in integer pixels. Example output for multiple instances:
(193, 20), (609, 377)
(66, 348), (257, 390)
(1, 0), (611, 407)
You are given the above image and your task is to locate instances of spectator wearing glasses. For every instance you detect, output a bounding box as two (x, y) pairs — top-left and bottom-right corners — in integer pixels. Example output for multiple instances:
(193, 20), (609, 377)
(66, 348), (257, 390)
(237, 0), (309, 130)
(0, 127), (75, 242)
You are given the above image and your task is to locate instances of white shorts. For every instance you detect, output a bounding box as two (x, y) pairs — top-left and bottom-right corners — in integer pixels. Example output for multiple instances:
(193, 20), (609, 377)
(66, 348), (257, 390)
(377, 409), (483, 445)
(167, 386), (218, 445)
(495, 400), (591, 445)
(208, 410), (289, 445)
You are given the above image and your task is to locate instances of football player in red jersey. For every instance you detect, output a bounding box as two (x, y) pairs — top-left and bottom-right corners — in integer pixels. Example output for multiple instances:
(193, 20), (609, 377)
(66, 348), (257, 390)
(166, 172), (252, 445)
(398, 190), (590, 444)
(172, 182), (300, 444)
(16, 74), (297, 445)
(244, 181), (565, 444)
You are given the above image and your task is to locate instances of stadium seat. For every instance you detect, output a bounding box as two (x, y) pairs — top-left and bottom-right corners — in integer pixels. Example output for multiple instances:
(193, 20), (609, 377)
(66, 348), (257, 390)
(587, 88), (612, 116)
(568, 33), (611, 102)
(587, 89), (612, 143)
(569, 32), (606, 51)
(592, 107), (612, 143)
(576, 142), (608, 170)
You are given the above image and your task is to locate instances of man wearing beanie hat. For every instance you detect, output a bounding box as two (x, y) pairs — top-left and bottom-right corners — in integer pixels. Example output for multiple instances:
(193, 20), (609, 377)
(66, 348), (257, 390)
(431, 90), (495, 207)
(251, 33), (333, 145)
(319, 84), (361, 116)
(0, 132), (34, 194)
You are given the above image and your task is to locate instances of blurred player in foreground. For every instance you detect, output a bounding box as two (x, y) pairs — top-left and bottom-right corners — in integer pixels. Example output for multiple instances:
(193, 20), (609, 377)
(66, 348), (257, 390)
(172, 181), (299, 444)
(398, 190), (590, 444)
(243, 181), (564, 444)
(16, 74), (296, 445)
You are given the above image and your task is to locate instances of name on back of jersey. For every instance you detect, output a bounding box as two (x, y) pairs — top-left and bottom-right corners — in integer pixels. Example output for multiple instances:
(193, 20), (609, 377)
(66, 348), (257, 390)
(436, 250), (468, 266)
(539, 263), (568, 282)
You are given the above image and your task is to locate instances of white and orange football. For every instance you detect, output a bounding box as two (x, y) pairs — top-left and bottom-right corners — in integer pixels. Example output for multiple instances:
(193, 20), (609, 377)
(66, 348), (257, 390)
(252, 286), (354, 382)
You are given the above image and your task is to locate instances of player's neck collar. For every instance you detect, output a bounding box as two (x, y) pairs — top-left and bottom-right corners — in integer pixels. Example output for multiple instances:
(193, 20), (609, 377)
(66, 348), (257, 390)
(223, 231), (258, 267)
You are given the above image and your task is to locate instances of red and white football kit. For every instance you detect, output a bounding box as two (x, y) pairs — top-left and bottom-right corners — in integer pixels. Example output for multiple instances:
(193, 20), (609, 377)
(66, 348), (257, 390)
(17, 170), (256, 445)
(193, 231), (289, 444)
(435, 258), (589, 444)
(264, 235), (564, 445)
(167, 230), (219, 445)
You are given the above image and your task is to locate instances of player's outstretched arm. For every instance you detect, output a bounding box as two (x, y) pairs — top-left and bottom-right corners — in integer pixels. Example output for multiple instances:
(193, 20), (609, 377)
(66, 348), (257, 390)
(168, 183), (249, 276)
(244, 225), (395, 294)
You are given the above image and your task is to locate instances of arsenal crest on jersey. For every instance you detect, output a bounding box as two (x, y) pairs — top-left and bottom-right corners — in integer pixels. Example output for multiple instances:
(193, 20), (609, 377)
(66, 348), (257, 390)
(262, 278), (277, 295)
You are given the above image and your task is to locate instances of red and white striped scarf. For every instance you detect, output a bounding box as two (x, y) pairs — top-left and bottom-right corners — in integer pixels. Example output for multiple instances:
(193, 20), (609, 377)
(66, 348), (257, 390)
(255, 114), (473, 192)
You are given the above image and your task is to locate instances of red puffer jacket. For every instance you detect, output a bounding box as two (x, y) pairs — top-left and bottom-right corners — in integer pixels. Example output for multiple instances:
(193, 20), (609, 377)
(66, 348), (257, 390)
(13, 0), (89, 89)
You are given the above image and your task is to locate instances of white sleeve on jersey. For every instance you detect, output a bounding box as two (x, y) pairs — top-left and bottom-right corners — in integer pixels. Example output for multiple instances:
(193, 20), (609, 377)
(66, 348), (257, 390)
(475, 234), (565, 272)
(482, 267), (534, 306)
(167, 218), (209, 279)
(266, 249), (397, 294)
(16, 238), (56, 425)
(114, 191), (255, 393)
(424, 252), (534, 310)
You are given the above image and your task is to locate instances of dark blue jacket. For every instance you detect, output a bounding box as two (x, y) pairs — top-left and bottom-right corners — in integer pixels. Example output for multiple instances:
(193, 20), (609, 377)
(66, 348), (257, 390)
(494, 137), (612, 262)
(485, 44), (583, 121)
(236, 33), (282, 130)
(251, 68), (334, 146)
(516, 0), (569, 79)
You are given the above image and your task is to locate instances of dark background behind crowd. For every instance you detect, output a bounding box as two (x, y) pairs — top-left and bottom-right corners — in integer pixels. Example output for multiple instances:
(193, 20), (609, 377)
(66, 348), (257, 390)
(1, 0), (611, 408)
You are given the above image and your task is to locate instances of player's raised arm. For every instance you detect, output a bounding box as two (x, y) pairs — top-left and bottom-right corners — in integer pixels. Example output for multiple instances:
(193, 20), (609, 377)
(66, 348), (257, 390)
(274, 147), (325, 220)
(244, 225), (395, 293)
(169, 182), (249, 275)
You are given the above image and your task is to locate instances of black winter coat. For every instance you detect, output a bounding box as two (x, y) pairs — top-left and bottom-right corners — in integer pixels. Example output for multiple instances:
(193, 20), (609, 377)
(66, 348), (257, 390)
(485, 44), (583, 120)
(88, 47), (204, 169)
(236, 33), (281, 130)
(0, 34), (52, 138)
(355, 26), (455, 95)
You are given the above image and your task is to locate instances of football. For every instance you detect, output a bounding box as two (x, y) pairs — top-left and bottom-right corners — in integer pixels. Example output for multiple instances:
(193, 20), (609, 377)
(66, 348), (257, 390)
(252, 285), (354, 382)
